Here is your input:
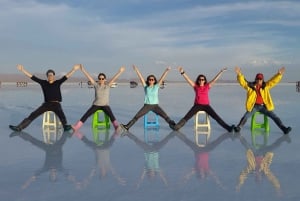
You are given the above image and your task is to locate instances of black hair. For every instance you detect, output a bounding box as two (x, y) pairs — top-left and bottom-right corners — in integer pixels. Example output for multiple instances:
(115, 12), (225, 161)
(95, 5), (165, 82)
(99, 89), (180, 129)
(195, 74), (207, 86)
(98, 73), (106, 79)
(146, 75), (157, 86)
(46, 69), (55, 76)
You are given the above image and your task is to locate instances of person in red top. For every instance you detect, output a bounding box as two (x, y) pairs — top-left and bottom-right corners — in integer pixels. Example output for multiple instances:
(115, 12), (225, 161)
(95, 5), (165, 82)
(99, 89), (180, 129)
(171, 66), (235, 132)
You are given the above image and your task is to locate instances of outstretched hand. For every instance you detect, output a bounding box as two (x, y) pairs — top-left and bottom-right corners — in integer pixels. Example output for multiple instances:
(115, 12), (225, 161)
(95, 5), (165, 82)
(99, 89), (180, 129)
(119, 66), (125, 72)
(16, 64), (24, 71)
(177, 66), (184, 73)
(278, 67), (285, 74)
(234, 66), (241, 74)
(73, 64), (81, 71)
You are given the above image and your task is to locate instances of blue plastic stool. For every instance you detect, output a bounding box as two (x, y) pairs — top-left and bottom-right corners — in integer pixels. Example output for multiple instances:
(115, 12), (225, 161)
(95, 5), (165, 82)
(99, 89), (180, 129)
(92, 110), (110, 129)
(144, 111), (159, 128)
(251, 112), (270, 132)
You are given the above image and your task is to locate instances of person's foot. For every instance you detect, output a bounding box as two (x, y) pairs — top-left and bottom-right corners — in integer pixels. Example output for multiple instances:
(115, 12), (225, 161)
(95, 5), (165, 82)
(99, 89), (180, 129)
(234, 126), (241, 133)
(120, 124), (129, 131)
(63, 125), (73, 132)
(9, 125), (21, 132)
(227, 125), (235, 133)
(283, 126), (292, 135)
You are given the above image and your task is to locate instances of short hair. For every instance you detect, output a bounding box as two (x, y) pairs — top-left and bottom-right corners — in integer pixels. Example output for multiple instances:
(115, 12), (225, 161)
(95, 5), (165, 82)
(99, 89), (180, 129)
(46, 69), (55, 76)
(98, 73), (106, 79)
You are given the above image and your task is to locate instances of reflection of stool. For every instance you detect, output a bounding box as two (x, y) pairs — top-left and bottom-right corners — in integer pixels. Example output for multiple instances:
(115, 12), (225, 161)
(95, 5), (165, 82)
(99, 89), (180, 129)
(92, 110), (110, 129)
(92, 128), (110, 146)
(43, 127), (63, 144)
(194, 131), (211, 147)
(144, 111), (159, 128)
(251, 130), (270, 149)
(42, 111), (62, 129)
(251, 112), (269, 132)
(194, 111), (211, 131)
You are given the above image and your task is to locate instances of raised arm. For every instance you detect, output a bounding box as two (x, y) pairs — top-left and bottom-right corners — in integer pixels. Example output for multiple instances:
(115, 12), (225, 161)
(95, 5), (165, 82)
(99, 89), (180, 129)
(133, 65), (146, 87)
(157, 66), (171, 85)
(178, 66), (195, 87)
(208, 67), (227, 87)
(80, 65), (96, 85)
(65, 64), (80, 78)
(17, 64), (33, 78)
(108, 66), (125, 87)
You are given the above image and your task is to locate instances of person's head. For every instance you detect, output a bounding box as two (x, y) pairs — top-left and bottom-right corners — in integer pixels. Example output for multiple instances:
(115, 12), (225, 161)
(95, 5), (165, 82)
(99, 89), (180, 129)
(195, 74), (207, 86)
(97, 73), (107, 84)
(46, 69), (55, 82)
(146, 75), (157, 86)
(255, 73), (264, 86)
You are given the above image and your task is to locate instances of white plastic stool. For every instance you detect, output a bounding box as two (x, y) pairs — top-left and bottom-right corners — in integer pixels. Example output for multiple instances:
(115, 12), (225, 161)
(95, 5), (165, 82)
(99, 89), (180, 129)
(42, 111), (62, 129)
(194, 111), (211, 131)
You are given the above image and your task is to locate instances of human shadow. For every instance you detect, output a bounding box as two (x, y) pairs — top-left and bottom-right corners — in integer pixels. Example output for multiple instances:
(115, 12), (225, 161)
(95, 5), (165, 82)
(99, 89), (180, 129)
(72, 128), (126, 188)
(125, 128), (176, 189)
(174, 130), (237, 190)
(235, 130), (291, 196)
(9, 130), (78, 190)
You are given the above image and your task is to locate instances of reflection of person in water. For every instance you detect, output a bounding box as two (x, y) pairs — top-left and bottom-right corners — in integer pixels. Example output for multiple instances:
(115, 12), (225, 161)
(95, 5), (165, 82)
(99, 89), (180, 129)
(125, 131), (175, 188)
(9, 131), (78, 190)
(236, 131), (291, 195)
(73, 130), (126, 188)
(175, 131), (233, 189)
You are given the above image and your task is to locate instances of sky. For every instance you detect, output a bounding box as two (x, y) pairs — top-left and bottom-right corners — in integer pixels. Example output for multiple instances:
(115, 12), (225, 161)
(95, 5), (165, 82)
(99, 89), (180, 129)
(0, 0), (299, 81)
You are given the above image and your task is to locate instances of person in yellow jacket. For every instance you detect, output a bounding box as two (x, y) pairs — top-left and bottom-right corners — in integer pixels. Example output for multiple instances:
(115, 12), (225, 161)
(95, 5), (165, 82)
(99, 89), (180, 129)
(234, 66), (291, 134)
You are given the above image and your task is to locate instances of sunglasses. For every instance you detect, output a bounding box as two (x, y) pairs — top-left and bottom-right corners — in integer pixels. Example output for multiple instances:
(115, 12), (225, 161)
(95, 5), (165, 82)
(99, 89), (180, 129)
(148, 78), (155, 81)
(199, 78), (205, 81)
(256, 78), (263, 81)
(99, 77), (105, 80)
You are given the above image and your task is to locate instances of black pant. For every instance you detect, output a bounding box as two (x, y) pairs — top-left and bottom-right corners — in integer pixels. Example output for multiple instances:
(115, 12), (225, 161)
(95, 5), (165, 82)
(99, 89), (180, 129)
(182, 104), (231, 130)
(80, 105), (116, 123)
(26, 102), (68, 126)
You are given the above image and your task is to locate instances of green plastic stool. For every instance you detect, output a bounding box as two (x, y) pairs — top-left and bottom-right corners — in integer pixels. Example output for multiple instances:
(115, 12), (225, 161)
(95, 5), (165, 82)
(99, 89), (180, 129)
(251, 112), (270, 132)
(92, 110), (110, 129)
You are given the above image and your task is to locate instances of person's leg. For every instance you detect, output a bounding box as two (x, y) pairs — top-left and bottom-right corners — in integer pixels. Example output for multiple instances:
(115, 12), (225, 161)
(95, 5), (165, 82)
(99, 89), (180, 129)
(204, 105), (234, 132)
(52, 102), (71, 131)
(152, 105), (175, 128)
(101, 106), (119, 130)
(235, 105), (259, 132)
(9, 103), (47, 131)
(73, 105), (99, 131)
(173, 104), (199, 130)
(121, 104), (151, 130)
(261, 108), (291, 134)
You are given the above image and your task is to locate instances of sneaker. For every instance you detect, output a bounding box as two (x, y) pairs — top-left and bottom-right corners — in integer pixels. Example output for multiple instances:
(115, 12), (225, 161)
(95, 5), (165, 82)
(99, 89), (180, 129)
(234, 126), (241, 133)
(283, 127), (292, 135)
(227, 125), (235, 133)
(9, 125), (21, 132)
(120, 124), (129, 131)
(63, 125), (73, 132)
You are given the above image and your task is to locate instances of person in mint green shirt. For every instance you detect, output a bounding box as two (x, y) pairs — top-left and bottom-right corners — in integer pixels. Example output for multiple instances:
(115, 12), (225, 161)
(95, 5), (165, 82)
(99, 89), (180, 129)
(121, 65), (175, 131)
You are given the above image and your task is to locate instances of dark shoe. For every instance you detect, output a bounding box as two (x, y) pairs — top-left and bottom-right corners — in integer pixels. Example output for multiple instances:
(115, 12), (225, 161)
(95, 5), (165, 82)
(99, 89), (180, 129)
(9, 125), (22, 132)
(283, 127), (292, 135)
(227, 125), (235, 133)
(234, 126), (241, 133)
(63, 125), (73, 132)
(120, 124), (129, 131)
